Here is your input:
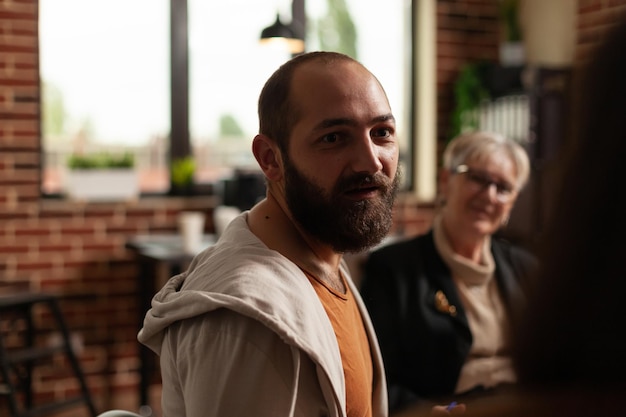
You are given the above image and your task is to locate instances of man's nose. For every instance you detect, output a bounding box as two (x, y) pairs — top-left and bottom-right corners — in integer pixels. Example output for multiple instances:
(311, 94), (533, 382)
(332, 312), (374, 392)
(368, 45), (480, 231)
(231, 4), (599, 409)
(352, 136), (383, 174)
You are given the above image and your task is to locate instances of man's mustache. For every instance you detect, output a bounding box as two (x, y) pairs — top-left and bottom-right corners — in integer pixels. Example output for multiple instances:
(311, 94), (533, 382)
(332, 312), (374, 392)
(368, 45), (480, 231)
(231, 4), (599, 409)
(334, 172), (393, 194)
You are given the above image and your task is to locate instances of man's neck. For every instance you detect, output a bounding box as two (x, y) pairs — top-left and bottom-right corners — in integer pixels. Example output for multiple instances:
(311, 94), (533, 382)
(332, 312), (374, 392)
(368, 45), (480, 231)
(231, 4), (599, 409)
(248, 193), (345, 292)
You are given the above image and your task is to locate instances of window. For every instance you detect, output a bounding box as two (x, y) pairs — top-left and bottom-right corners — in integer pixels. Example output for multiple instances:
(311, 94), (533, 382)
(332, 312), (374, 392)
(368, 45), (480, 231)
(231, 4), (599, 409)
(40, 0), (171, 195)
(187, 0), (294, 183)
(188, 0), (411, 187)
(40, 0), (412, 196)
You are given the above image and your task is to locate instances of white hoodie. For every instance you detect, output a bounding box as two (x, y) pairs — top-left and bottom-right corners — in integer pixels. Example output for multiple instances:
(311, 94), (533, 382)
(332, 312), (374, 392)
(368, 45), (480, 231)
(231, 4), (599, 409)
(138, 213), (388, 417)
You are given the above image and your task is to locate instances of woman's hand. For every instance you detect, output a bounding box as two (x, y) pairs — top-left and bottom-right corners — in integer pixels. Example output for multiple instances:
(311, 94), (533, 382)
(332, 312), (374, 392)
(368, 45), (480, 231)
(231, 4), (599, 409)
(431, 402), (466, 416)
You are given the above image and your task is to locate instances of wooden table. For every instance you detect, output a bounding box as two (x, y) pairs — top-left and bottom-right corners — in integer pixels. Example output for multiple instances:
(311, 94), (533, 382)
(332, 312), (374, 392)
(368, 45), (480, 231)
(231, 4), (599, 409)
(126, 233), (215, 413)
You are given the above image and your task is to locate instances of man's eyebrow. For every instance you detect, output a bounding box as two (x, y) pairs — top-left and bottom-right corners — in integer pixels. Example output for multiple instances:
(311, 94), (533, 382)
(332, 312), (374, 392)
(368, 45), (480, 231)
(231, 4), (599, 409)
(374, 114), (396, 124)
(313, 118), (356, 131)
(313, 113), (396, 131)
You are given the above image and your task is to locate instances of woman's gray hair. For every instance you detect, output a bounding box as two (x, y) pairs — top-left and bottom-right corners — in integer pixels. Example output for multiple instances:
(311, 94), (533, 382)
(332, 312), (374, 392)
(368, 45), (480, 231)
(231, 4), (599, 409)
(442, 131), (531, 190)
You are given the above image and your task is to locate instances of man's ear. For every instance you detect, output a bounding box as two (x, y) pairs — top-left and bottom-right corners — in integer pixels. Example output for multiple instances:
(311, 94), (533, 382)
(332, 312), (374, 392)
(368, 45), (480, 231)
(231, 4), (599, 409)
(252, 134), (283, 182)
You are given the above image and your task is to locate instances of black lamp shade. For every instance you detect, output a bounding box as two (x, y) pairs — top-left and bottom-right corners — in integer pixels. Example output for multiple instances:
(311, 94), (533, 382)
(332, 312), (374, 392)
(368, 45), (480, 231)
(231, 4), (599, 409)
(260, 14), (304, 54)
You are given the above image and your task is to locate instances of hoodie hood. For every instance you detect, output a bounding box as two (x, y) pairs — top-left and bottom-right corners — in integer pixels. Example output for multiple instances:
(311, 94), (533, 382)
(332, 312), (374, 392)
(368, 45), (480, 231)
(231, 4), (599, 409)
(137, 212), (347, 401)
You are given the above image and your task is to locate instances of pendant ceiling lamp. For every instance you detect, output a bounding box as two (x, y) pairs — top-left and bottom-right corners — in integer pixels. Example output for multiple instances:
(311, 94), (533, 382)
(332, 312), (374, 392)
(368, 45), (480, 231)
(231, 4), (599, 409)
(260, 13), (305, 54)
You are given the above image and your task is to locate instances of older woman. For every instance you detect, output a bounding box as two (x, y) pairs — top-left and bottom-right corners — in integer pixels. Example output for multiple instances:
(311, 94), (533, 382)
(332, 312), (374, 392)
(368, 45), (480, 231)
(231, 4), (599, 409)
(360, 131), (538, 414)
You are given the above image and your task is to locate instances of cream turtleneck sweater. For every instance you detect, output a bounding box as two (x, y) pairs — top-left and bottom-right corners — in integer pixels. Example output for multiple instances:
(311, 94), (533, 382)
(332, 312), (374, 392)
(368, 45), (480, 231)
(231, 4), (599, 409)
(433, 216), (516, 394)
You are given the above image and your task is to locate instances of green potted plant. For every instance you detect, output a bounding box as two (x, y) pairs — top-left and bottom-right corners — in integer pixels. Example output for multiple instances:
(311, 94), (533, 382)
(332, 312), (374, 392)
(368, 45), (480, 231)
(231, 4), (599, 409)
(170, 156), (196, 196)
(449, 62), (490, 141)
(65, 152), (139, 201)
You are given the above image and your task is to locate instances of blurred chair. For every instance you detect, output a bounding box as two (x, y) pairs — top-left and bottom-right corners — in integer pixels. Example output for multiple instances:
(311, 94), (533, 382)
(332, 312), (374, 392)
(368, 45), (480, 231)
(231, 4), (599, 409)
(0, 292), (97, 417)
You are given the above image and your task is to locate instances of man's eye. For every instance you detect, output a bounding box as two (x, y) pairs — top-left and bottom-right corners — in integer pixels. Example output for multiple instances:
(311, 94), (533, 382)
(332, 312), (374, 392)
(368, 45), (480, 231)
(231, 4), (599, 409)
(372, 128), (391, 138)
(321, 133), (339, 143)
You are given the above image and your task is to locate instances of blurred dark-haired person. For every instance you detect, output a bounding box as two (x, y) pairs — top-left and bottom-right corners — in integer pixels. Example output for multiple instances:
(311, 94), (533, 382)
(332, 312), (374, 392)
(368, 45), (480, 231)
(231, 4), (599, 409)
(507, 17), (626, 417)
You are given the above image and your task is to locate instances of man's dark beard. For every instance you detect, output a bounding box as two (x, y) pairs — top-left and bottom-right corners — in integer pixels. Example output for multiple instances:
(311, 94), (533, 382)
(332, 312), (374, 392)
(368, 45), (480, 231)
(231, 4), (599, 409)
(283, 155), (400, 253)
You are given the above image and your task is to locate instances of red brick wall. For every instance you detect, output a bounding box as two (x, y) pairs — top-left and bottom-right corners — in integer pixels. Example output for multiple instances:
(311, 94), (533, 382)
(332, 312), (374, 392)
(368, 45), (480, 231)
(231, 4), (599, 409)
(1, 1), (218, 414)
(2, 0), (625, 415)
(435, 0), (626, 152)
(577, 0), (626, 61)
(436, 0), (500, 145)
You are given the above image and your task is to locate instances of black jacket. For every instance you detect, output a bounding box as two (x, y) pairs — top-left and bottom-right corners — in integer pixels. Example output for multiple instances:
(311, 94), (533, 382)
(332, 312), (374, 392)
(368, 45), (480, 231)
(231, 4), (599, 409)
(360, 230), (538, 412)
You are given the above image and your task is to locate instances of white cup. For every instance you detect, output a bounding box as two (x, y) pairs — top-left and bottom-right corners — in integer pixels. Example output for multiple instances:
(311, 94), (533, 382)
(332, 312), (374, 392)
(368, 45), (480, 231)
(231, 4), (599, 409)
(178, 211), (205, 254)
(213, 205), (241, 238)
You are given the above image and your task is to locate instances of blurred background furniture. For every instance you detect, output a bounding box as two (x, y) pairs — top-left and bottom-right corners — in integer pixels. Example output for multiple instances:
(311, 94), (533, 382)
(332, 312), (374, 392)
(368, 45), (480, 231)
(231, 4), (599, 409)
(0, 292), (97, 417)
(126, 233), (215, 412)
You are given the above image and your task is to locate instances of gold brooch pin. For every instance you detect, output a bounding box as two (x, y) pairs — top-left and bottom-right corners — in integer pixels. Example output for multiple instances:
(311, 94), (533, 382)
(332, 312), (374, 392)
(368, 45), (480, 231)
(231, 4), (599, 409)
(435, 290), (457, 317)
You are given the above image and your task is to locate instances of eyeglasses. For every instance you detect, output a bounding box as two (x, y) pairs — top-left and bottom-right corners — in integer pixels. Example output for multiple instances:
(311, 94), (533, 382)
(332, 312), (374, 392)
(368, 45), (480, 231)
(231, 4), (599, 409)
(452, 164), (517, 204)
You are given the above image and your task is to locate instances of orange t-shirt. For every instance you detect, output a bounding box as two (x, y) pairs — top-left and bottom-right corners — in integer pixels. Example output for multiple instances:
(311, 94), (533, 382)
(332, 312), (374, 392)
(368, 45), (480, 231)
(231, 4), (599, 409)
(304, 271), (373, 417)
